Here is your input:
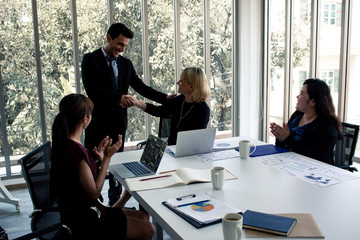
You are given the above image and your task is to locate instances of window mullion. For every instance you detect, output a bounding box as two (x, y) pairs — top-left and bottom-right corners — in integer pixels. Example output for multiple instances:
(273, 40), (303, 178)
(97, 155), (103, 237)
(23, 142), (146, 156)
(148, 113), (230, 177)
(338, 0), (350, 121)
(31, 0), (47, 143)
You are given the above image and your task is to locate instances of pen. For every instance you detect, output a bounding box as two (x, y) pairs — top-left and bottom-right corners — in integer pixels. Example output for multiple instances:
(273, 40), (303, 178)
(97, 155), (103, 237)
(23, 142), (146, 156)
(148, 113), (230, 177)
(159, 169), (176, 174)
(175, 200), (210, 208)
(139, 175), (171, 181)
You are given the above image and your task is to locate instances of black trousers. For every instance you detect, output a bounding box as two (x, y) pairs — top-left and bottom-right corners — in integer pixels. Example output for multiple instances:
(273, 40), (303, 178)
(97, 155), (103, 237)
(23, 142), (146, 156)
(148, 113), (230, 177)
(107, 133), (126, 206)
(108, 173), (122, 206)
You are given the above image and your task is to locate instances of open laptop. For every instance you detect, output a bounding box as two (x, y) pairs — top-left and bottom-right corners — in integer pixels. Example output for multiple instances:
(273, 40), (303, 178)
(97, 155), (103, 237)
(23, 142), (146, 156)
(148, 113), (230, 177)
(111, 135), (167, 178)
(166, 127), (216, 157)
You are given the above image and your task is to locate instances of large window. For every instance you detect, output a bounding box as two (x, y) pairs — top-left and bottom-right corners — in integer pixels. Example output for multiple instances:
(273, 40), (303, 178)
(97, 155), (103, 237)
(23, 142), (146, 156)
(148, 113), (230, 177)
(0, 0), (233, 179)
(347, 0), (360, 158)
(290, 0), (311, 114)
(318, 0), (342, 112)
(0, 0), (40, 176)
(268, 0), (286, 144)
(37, 0), (75, 140)
(266, 0), (360, 160)
(113, 0), (145, 143)
(209, 0), (233, 132)
(147, 0), (176, 140)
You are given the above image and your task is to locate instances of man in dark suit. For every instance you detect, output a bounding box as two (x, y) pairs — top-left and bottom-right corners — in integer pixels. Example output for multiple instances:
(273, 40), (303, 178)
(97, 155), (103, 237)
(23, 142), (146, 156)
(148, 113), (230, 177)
(81, 23), (169, 206)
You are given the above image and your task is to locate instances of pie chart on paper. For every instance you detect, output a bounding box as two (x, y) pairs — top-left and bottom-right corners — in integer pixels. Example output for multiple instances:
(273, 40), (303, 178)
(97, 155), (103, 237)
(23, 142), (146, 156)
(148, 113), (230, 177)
(191, 202), (214, 212)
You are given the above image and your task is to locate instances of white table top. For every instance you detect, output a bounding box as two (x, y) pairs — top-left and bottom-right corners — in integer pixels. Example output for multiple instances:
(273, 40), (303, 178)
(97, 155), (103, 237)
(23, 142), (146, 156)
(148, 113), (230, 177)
(109, 137), (360, 240)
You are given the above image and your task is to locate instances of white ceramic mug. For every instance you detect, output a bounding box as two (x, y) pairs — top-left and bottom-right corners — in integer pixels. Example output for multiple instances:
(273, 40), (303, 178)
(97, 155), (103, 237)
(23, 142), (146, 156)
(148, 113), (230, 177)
(211, 166), (225, 190)
(239, 140), (256, 159)
(222, 213), (243, 240)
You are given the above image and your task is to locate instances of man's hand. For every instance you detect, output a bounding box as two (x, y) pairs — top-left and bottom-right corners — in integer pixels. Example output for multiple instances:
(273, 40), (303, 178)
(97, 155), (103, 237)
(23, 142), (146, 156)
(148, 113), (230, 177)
(166, 94), (177, 101)
(119, 95), (136, 108)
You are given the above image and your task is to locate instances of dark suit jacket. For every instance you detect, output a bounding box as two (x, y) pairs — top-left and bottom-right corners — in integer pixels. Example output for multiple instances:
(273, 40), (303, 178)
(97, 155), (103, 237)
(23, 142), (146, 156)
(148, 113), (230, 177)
(82, 48), (167, 150)
(276, 111), (338, 165)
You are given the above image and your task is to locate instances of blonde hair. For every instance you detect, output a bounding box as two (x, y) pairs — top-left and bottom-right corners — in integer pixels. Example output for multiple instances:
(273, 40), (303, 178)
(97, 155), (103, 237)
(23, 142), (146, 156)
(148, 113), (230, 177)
(180, 67), (210, 103)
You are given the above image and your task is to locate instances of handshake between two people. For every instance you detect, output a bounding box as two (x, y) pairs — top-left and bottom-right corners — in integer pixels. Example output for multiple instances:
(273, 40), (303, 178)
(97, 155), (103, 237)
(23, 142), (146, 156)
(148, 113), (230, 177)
(119, 94), (177, 109)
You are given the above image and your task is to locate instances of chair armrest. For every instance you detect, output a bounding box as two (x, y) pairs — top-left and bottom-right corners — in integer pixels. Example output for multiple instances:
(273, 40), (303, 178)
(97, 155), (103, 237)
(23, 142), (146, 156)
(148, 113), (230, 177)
(29, 207), (60, 218)
(136, 140), (147, 149)
(30, 206), (101, 219)
(12, 223), (71, 240)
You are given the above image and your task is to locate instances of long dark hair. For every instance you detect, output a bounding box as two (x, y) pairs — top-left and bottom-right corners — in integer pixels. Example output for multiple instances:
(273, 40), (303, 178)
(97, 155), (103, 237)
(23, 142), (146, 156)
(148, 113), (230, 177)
(51, 94), (93, 162)
(50, 94), (93, 200)
(304, 78), (342, 139)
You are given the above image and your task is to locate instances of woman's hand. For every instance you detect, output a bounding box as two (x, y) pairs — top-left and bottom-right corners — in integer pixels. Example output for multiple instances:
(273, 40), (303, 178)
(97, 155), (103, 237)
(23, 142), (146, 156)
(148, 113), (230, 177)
(133, 98), (147, 111)
(93, 135), (122, 162)
(104, 134), (122, 159)
(93, 136), (110, 162)
(270, 122), (290, 141)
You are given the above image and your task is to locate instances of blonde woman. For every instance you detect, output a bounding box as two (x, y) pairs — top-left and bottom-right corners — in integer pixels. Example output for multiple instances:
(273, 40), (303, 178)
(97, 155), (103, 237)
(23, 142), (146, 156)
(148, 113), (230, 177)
(116, 67), (211, 208)
(134, 67), (211, 145)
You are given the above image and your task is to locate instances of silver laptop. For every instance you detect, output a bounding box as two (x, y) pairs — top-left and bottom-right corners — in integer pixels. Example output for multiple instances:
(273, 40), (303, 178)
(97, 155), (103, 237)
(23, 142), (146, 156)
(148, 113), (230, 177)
(166, 128), (216, 157)
(111, 135), (167, 178)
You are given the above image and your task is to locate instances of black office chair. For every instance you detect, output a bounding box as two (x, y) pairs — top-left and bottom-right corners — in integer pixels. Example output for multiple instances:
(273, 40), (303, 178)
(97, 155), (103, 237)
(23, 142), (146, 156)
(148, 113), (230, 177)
(18, 142), (100, 240)
(18, 141), (70, 240)
(0, 224), (67, 240)
(136, 114), (172, 149)
(334, 122), (359, 172)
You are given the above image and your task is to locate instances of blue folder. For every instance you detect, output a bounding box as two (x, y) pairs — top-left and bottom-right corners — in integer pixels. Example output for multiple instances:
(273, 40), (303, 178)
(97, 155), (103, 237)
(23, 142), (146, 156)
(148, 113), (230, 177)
(235, 144), (289, 157)
(243, 210), (297, 236)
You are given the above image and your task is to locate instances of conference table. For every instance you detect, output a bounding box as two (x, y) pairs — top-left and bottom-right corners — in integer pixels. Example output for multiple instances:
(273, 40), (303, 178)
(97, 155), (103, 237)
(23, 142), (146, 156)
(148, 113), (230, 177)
(109, 137), (360, 240)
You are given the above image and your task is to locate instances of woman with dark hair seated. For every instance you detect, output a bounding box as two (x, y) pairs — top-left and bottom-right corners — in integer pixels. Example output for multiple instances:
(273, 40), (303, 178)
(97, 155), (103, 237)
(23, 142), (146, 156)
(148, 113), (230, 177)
(50, 93), (155, 239)
(270, 79), (342, 165)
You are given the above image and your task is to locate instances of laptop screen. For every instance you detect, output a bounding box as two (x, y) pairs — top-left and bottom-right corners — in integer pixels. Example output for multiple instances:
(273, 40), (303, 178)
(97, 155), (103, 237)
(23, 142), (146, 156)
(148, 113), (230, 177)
(140, 135), (167, 171)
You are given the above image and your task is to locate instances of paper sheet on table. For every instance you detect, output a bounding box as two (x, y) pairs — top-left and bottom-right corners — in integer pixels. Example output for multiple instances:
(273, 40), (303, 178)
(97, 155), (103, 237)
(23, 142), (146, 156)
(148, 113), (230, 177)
(212, 138), (240, 151)
(196, 149), (239, 162)
(258, 152), (360, 187)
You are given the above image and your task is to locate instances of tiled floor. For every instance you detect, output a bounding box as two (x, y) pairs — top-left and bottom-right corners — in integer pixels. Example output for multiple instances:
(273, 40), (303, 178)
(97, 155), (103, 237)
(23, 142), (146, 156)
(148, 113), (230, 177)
(0, 180), (172, 240)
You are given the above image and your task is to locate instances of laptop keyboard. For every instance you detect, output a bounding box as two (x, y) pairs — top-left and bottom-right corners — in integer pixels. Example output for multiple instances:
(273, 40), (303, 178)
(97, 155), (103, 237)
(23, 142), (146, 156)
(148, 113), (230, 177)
(123, 162), (151, 175)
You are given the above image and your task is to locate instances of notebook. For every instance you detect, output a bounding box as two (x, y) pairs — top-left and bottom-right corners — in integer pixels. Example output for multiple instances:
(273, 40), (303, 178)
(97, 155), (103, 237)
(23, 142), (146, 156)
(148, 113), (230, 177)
(166, 128), (216, 157)
(111, 135), (167, 178)
(243, 210), (297, 236)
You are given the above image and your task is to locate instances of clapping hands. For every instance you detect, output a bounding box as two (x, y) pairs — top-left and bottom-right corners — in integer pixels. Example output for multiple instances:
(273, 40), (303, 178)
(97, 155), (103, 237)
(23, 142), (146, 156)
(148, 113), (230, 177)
(270, 122), (290, 141)
(93, 134), (122, 162)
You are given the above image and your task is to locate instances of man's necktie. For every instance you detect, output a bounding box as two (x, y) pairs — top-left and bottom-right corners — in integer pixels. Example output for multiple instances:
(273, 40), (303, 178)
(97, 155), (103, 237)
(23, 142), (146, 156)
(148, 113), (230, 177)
(108, 58), (118, 89)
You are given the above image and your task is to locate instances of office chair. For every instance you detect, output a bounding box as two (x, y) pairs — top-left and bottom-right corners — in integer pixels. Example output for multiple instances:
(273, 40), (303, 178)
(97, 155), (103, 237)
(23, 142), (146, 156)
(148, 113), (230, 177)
(334, 122), (359, 172)
(0, 224), (67, 240)
(136, 114), (172, 149)
(18, 141), (100, 240)
(18, 141), (71, 239)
